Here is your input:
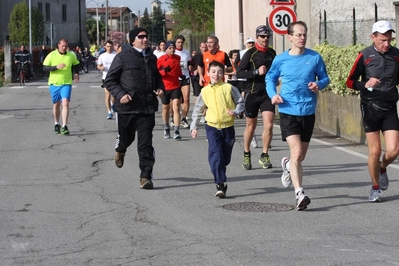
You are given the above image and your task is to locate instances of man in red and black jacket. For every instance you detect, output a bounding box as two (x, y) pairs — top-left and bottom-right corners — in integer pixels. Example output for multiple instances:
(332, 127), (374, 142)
(236, 25), (276, 171)
(346, 20), (399, 203)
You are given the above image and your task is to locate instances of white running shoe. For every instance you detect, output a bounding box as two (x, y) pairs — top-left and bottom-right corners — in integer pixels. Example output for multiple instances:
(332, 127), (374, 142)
(281, 157), (292, 188)
(296, 191), (311, 210)
(369, 188), (382, 202)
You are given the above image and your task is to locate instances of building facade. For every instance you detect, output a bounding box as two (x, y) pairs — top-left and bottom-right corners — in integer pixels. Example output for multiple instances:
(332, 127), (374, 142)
(1, 0), (88, 48)
(215, 0), (396, 54)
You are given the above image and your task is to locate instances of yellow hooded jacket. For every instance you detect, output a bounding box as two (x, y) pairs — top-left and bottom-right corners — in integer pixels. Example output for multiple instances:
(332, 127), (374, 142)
(191, 81), (244, 130)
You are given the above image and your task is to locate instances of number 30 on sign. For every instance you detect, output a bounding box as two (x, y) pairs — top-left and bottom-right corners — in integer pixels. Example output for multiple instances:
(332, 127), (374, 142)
(268, 6), (297, 35)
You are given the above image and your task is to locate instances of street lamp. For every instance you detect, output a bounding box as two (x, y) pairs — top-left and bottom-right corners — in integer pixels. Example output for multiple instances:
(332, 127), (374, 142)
(105, 0), (108, 41)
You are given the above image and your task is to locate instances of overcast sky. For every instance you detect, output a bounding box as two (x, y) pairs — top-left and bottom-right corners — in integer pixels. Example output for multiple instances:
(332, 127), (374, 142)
(86, 0), (170, 13)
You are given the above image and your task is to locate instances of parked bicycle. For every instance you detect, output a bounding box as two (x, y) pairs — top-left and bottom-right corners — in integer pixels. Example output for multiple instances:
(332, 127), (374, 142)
(17, 60), (29, 86)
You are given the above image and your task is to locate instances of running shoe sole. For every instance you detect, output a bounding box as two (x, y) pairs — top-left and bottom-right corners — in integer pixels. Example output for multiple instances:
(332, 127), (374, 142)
(297, 196), (311, 211)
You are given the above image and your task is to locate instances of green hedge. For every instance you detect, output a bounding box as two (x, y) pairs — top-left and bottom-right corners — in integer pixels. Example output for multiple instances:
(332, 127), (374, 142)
(314, 43), (365, 96)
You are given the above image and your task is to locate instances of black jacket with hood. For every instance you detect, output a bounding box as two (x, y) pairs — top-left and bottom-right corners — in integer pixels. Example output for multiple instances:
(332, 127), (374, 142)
(104, 46), (165, 114)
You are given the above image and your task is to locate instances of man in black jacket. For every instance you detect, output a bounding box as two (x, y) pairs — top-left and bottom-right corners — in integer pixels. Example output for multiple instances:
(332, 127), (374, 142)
(236, 25), (276, 171)
(104, 28), (165, 190)
(346, 20), (399, 202)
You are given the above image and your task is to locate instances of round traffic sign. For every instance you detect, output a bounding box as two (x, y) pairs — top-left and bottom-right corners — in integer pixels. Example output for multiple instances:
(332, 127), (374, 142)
(268, 6), (297, 35)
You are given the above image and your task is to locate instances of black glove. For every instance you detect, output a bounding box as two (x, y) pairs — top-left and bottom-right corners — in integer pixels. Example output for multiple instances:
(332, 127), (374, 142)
(163, 66), (171, 73)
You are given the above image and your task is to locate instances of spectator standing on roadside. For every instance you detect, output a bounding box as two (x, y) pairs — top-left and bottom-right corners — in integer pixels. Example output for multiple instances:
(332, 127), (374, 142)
(82, 46), (91, 73)
(39, 45), (48, 79)
(346, 20), (399, 203)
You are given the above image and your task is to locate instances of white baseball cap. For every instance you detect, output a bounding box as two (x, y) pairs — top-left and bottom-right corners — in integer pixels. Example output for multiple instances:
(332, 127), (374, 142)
(245, 38), (255, 44)
(372, 20), (395, 34)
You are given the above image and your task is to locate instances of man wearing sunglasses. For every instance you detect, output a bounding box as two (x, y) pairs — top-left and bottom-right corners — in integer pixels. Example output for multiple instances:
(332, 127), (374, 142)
(236, 25), (276, 171)
(104, 28), (165, 190)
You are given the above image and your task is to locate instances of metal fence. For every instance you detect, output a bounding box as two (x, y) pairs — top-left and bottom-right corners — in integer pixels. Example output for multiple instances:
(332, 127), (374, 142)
(319, 5), (395, 46)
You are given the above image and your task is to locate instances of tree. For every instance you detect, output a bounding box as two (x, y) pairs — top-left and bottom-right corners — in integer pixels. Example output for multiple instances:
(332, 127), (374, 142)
(152, 6), (165, 43)
(8, 1), (44, 43)
(8, 2), (29, 43)
(140, 8), (153, 40)
(166, 0), (214, 34)
(86, 18), (105, 44)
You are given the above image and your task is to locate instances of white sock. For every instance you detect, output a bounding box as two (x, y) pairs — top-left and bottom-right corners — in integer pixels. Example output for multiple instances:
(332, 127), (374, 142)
(286, 159), (290, 172)
(295, 187), (304, 196)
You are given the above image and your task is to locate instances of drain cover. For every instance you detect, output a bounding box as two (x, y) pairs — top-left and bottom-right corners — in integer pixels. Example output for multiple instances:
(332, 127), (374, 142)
(222, 202), (294, 212)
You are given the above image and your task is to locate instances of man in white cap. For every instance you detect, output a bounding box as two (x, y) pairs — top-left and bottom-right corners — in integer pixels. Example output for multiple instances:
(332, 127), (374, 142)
(346, 20), (399, 202)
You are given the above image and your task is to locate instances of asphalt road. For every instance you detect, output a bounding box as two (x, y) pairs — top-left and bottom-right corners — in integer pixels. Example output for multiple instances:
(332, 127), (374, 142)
(1, 70), (399, 265)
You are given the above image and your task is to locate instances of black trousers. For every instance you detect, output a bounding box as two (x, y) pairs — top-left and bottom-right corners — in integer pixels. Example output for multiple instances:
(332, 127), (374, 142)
(115, 113), (156, 179)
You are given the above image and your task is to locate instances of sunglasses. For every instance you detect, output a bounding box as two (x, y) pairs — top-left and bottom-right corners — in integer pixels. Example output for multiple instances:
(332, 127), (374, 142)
(258, 35), (270, 39)
(136, 35), (148, 40)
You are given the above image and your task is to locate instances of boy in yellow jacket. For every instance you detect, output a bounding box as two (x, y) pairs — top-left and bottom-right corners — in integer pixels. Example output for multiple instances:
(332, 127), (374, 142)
(190, 61), (244, 198)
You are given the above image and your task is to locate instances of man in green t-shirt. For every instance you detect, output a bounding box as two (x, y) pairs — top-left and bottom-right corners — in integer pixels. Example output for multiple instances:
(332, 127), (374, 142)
(43, 39), (80, 135)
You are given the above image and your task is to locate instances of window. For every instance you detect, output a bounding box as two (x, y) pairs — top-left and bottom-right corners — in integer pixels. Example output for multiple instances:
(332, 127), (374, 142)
(38, 2), (43, 15)
(45, 2), (50, 21)
(62, 5), (67, 22)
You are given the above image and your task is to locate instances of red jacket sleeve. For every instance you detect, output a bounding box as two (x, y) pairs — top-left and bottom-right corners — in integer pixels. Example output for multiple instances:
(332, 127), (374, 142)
(346, 52), (366, 90)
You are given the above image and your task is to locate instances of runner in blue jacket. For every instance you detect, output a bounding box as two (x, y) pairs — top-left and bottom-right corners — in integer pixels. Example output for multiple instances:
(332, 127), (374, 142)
(266, 21), (330, 210)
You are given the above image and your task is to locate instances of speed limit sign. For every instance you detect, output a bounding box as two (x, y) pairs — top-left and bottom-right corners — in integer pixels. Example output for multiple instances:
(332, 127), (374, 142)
(268, 6), (297, 35)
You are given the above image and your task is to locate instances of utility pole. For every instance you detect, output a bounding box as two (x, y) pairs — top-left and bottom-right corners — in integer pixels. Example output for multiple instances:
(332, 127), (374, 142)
(105, 0), (108, 41)
(96, 4), (99, 45)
